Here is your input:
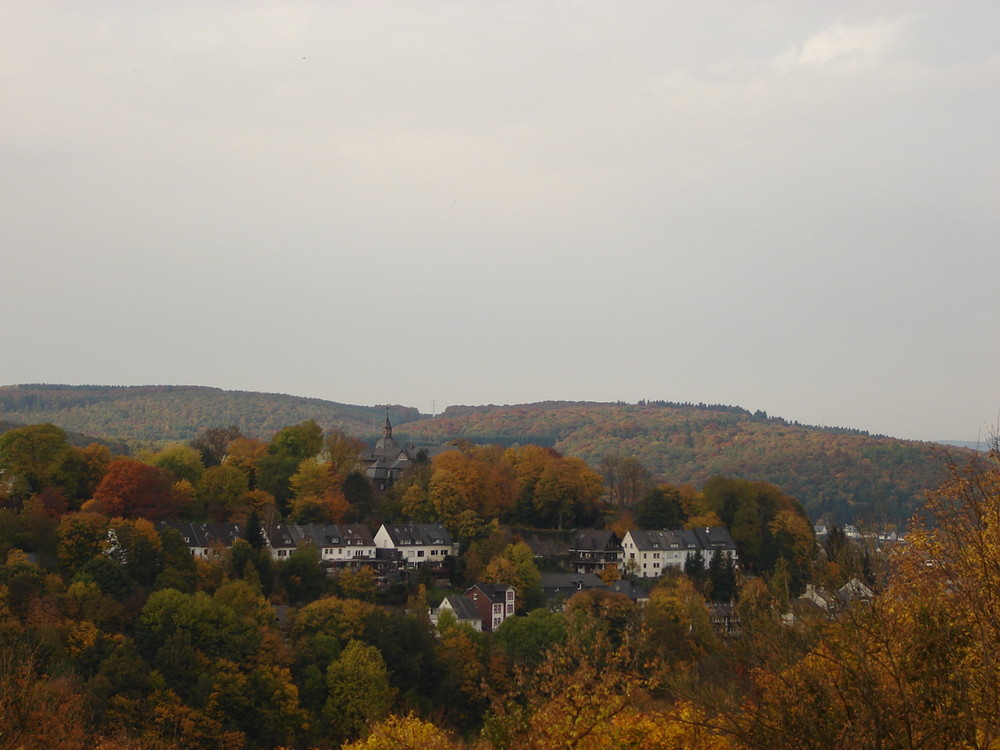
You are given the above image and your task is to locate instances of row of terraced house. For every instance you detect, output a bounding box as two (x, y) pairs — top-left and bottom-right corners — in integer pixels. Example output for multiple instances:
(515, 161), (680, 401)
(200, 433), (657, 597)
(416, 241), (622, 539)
(158, 520), (459, 578)
(160, 520), (737, 582)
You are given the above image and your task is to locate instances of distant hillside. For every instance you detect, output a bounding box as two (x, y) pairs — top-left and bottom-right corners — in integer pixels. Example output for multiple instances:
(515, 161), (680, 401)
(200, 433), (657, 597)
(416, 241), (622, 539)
(0, 384), (423, 447)
(394, 400), (970, 527)
(0, 386), (968, 526)
(0, 418), (129, 454)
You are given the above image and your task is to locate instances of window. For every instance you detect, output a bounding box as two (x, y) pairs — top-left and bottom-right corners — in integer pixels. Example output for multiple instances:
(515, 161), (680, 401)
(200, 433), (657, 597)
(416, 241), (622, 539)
(417, 550), (425, 557)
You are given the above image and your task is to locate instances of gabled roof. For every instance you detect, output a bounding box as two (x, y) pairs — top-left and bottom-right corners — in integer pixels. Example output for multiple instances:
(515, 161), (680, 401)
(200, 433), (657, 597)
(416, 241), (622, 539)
(627, 528), (698, 551)
(604, 579), (648, 602)
(692, 526), (737, 552)
(441, 595), (482, 623)
(381, 522), (453, 547)
(570, 529), (621, 551)
(272, 523), (376, 550)
(466, 583), (514, 603)
(159, 521), (243, 549)
(540, 573), (605, 593)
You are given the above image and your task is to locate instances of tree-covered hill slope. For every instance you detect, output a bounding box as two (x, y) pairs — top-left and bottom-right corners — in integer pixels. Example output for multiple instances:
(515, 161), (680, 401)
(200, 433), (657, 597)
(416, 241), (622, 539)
(395, 400), (970, 526)
(1, 387), (970, 525)
(0, 384), (422, 447)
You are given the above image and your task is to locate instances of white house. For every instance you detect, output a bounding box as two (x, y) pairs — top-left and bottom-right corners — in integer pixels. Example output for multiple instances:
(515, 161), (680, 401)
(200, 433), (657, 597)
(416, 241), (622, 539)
(268, 523), (377, 563)
(374, 522), (458, 566)
(621, 527), (737, 578)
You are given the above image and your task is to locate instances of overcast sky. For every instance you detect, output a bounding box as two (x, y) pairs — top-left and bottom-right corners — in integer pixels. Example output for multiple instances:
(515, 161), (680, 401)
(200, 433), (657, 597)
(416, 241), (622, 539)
(2, 1), (998, 443)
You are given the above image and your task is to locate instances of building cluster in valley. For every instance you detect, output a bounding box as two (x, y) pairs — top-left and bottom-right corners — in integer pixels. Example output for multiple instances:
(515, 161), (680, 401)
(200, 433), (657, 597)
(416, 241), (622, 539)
(157, 519), (745, 630)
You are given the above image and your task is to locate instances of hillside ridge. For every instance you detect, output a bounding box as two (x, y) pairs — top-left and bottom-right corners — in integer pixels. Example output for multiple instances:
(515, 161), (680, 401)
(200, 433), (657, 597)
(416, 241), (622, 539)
(0, 383), (972, 525)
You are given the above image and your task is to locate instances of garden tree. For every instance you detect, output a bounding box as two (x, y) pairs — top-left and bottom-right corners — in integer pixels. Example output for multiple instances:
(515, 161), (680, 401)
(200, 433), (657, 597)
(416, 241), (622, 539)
(104, 517), (164, 588)
(290, 596), (380, 647)
(336, 567), (377, 602)
(213, 579), (276, 629)
(16, 495), (60, 565)
(324, 639), (396, 744)
(599, 453), (652, 508)
(189, 424), (243, 467)
(701, 475), (814, 584)
(504, 444), (558, 521)
(897, 445), (1000, 745)
(599, 561), (622, 584)
(289, 491), (350, 524)
(135, 588), (264, 698)
(432, 446), (517, 520)
(73, 553), (138, 602)
(0, 548), (50, 620)
(224, 437), (270, 489)
(0, 649), (89, 750)
(171, 478), (197, 518)
(0, 423), (89, 505)
(565, 589), (640, 647)
(596, 702), (738, 750)
(708, 549), (738, 602)
(684, 549), (709, 594)
(155, 525), (198, 593)
(726, 573), (979, 750)
(270, 419), (324, 461)
(400, 478), (435, 522)
(640, 576), (717, 669)
(280, 544), (327, 604)
(482, 541), (542, 612)
(243, 509), (265, 550)
(461, 525), (513, 585)
(84, 458), (182, 520)
(342, 470), (375, 522)
(197, 464), (249, 522)
(57, 512), (110, 575)
(256, 452), (301, 515)
(532, 456), (604, 529)
(290, 457), (338, 501)
(76, 442), (113, 502)
(483, 620), (651, 750)
(493, 608), (567, 667)
(429, 469), (467, 533)
(145, 443), (204, 486)
(685, 510), (725, 530)
(768, 509), (816, 595)
(433, 615), (489, 731)
(325, 429), (366, 482)
(206, 662), (305, 750)
(341, 713), (461, 750)
(635, 486), (686, 530)
(391, 460), (434, 521)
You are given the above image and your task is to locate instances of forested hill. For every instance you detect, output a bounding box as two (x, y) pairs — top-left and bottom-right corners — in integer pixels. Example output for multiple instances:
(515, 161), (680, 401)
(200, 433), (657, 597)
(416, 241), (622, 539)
(394, 401), (969, 526)
(0, 384), (423, 446)
(0, 386), (971, 525)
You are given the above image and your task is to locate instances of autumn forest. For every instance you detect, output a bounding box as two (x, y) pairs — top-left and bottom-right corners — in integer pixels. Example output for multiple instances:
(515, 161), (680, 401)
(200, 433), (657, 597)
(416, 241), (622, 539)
(1, 384), (998, 749)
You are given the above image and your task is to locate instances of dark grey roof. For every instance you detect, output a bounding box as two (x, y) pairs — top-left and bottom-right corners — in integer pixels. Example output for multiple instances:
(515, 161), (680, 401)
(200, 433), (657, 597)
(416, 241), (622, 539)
(466, 583), (514, 603)
(441, 595), (482, 623)
(570, 529), (620, 551)
(540, 573), (605, 593)
(159, 521), (242, 548)
(382, 523), (453, 547)
(628, 528), (698, 551)
(269, 523), (375, 550)
(692, 526), (737, 552)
